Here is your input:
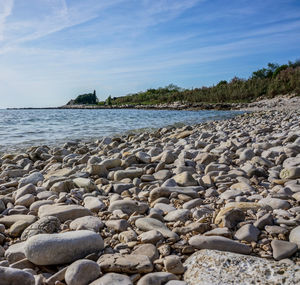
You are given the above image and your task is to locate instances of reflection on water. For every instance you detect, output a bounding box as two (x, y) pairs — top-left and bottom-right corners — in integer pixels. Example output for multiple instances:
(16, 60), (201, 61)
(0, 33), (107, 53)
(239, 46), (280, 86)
(0, 108), (243, 152)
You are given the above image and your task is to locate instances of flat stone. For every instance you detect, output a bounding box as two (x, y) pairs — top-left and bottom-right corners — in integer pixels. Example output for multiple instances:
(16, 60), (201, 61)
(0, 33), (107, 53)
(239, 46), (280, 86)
(4, 242), (26, 263)
(254, 213), (273, 229)
(108, 200), (147, 215)
(65, 259), (101, 285)
(98, 253), (153, 274)
(21, 216), (61, 240)
(73, 178), (96, 191)
(138, 230), (164, 244)
(24, 230), (104, 265)
(271, 240), (298, 260)
(83, 196), (105, 212)
(280, 167), (300, 179)
(70, 216), (104, 232)
(234, 224), (260, 242)
(137, 272), (178, 285)
(135, 217), (179, 241)
(0, 266), (35, 285)
(203, 227), (232, 238)
(132, 244), (159, 262)
(114, 168), (143, 181)
(216, 208), (245, 229)
(86, 164), (108, 177)
(173, 171), (198, 186)
(189, 235), (251, 255)
(289, 226), (300, 248)
(15, 194), (35, 207)
(164, 209), (191, 222)
(19, 172), (44, 187)
(259, 197), (291, 210)
(105, 219), (129, 232)
(184, 249), (300, 285)
(164, 255), (184, 274)
(38, 204), (92, 222)
(0, 215), (37, 227)
(90, 273), (133, 285)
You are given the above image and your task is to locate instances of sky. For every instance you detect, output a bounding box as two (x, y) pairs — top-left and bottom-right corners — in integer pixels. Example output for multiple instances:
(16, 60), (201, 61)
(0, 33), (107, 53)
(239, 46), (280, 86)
(0, 0), (299, 108)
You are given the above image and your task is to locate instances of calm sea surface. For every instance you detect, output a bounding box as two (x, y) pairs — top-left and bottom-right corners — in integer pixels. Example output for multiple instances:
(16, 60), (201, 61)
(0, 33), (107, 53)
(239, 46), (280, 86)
(0, 109), (243, 152)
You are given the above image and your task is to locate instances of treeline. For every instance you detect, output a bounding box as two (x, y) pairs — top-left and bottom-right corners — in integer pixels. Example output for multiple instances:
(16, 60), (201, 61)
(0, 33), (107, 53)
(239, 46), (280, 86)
(103, 60), (300, 105)
(73, 90), (98, 104)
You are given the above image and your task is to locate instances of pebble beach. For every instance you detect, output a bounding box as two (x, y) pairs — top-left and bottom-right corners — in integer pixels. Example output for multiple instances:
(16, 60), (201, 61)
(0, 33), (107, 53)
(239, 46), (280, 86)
(0, 95), (300, 285)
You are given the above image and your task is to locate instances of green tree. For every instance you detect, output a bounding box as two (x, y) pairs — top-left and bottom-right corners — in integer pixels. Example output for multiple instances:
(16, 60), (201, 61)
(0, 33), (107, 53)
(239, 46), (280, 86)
(106, 95), (112, 106)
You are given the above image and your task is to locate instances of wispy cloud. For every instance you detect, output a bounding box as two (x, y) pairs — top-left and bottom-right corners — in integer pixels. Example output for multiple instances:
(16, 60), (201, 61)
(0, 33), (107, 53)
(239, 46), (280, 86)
(0, 0), (14, 41)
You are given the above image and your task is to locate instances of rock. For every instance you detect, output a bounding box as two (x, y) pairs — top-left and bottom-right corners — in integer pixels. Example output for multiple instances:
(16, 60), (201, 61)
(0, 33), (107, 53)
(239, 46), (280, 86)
(254, 213), (273, 229)
(9, 220), (33, 237)
(216, 208), (245, 229)
(65, 259), (101, 285)
(289, 226), (300, 248)
(136, 151), (151, 164)
(90, 273), (133, 285)
(135, 218), (179, 241)
(24, 230), (104, 265)
(105, 219), (129, 232)
(86, 164), (108, 177)
(164, 255), (184, 274)
(98, 253), (153, 274)
(137, 272), (178, 285)
(153, 170), (172, 181)
(173, 172), (198, 186)
(113, 183), (134, 194)
(259, 197), (291, 210)
(0, 215), (37, 227)
(114, 168), (143, 181)
(182, 198), (203, 209)
(21, 216), (61, 240)
(14, 184), (36, 200)
(70, 216), (104, 232)
(50, 180), (75, 193)
(108, 200), (147, 215)
(4, 242), (26, 263)
(119, 230), (137, 243)
(189, 235), (251, 254)
(203, 227), (232, 238)
(0, 266), (35, 285)
(138, 230), (164, 244)
(19, 172), (44, 187)
(73, 178), (96, 191)
(38, 204), (92, 222)
(164, 209), (190, 222)
(271, 240), (298, 260)
(15, 194), (35, 207)
(184, 249), (300, 285)
(100, 158), (122, 169)
(234, 224), (260, 242)
(132, 244), (159, 262)
(83, 196), (105, 212)
(280, 167), (300, 179)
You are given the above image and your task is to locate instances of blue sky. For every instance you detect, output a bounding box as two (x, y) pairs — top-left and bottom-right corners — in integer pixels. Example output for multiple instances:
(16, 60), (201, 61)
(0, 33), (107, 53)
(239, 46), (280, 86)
(0, 0), (299, 108)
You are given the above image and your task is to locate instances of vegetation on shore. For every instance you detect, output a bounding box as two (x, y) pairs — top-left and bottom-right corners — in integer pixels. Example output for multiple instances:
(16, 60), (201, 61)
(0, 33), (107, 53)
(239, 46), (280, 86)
(67, 90), (98, 105)
(99, 60), (300, 106)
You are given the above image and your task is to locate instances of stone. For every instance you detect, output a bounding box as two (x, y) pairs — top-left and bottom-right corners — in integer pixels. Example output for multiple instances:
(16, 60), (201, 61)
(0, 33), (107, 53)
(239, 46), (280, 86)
(135, 218), (179, 241)
(234, 224), (260, 242)
(38, 204), (92, 222)
(14, 184), (36, 200)
(98, 253), (153, 274)
(15, 194), (35, 207)
(189, 235), (251, 254)
(137, 272), (178, 285)
(138, 230), (164, 244)
(164, 209), (190, 222)
(289, 226), (300, 248)
(108, 200), (147, 215)
(259, 197), (291, 210)
(280, 167), (300, 179)
(70, 216), (104, 232)
(271, 240), (298, 260)
(73, 178), (96, 191)
(136, 151), (151, 164)
(203, 227), (232, 238)
(132, 244), (159, 262)
(254, 213), (273, 229)
(24, 230), (104, 265)
(184, 249), (300, 285)
(182, 198), (203, 209)
(216, 208), (245, 229)
(164, 255), (184, 274)
(19, 172), (44, 187)
(0, 215), (37, 227)
(86, 164), (108, 177)
(4, 242), (26, 263)
(0, 266), (35, 285)
(173, 172), (198, 186)
(9, 220), (33, 237)
(105, 219), (129, 232)
(90, 273), (133, 285)
(114, 168), (143, 181)
(65, 259), (101, 285)
(83, 196), (105, 212)
(21, 216), (61, 240)
(119, 230), (137, 243)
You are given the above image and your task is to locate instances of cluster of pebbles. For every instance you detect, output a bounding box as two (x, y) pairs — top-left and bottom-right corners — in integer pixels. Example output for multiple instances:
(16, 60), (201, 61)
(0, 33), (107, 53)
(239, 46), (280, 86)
(0, 108), (300, 285)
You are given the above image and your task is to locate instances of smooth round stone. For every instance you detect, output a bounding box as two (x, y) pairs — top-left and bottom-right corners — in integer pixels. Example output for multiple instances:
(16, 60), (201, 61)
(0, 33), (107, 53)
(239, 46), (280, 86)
(90, 273), (133, 285)
(289, 226), (300, 248)
(164, 209), (190, 222)
(19, 172), (44, 187)
(15, 194), (35, 207)
(24, 230), (104, 265)
(70, 216), (104, 232)
(65, 259), (101, 285)
(234, 224), (260, 242)
(189, 235), (251, 255)
(0, 266), (35, 285)
(271, 240), (298, 260)
(164, 255), (184, 274)
(83, 196), (105, 212)
(137, 272), (178, 285)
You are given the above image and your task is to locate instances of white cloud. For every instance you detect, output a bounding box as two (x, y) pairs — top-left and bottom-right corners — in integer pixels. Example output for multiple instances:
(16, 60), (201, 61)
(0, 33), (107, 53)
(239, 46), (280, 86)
(0, 0), (14, 41)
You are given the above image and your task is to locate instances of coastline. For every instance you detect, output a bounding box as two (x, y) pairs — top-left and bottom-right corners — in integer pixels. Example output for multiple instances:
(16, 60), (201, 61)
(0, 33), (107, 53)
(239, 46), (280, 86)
(0, 96), (300, 284)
